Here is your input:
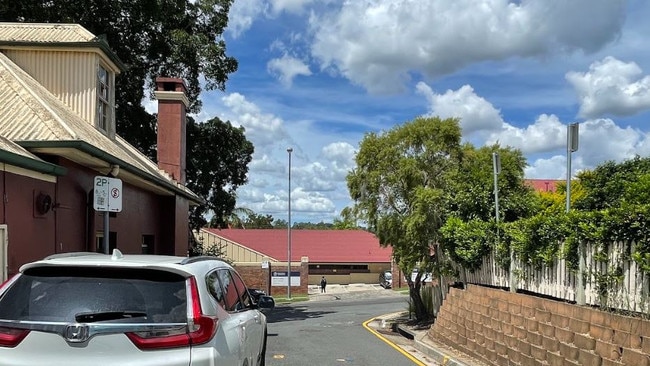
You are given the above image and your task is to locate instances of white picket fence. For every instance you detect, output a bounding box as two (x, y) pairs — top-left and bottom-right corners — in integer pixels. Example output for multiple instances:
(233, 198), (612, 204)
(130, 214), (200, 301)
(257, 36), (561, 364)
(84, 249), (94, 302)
(462, 241), (650, 314)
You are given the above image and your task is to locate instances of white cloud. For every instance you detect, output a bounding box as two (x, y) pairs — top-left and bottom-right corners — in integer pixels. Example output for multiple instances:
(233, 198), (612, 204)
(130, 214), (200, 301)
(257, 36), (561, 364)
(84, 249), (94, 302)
(525, 155), (567, 180)
(321, 142), (356, 178)
(577, 118), (648, 166)
(270, 0), (316, 15)
(227, 0), (268, 38)
(267, 54), (312, 87)
(566, 57), (650, 118)
(309, 0), (625, 94)
(221, 93), (289, 148)
(487, 114), (566, 154)
(417, 82), (504, 134)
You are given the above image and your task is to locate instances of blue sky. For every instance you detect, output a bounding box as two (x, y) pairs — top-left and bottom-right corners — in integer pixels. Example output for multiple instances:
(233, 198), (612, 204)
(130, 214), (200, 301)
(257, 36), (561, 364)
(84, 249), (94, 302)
(183, 0), (650, 224)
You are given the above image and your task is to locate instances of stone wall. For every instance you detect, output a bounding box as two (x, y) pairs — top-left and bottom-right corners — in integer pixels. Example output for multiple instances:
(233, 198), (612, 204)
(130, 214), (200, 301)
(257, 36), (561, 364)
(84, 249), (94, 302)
(428, 284), (650, 366)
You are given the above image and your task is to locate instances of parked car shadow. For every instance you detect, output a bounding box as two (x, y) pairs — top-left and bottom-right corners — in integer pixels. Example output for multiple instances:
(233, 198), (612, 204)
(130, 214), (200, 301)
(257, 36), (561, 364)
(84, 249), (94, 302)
(265, 305), (335, 324)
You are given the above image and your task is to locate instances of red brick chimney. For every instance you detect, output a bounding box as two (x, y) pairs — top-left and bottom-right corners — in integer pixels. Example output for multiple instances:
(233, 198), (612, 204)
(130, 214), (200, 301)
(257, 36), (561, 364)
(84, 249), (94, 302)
(154, 77), (188, 184)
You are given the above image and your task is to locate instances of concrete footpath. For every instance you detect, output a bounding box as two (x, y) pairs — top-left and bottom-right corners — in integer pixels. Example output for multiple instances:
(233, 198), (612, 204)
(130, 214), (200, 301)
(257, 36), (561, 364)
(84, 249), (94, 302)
(308, 284), (487, 366)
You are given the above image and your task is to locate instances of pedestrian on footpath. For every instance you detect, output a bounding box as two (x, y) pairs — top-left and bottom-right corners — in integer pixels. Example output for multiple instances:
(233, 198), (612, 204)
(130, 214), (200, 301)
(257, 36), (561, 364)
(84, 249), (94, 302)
(320, 276), (327, 293)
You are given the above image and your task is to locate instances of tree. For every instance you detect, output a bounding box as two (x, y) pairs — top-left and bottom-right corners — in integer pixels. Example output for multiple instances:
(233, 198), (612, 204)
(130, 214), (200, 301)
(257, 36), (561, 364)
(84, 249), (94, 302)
(575, 156), (650, 210)
(186, 117), (253, 231)
(244, 213), (275, 229)
(332, 207), (362, 229)
(273, 219), (288, 229)
(212, 206), (254, 229)
(445, 144), (535, 223)
(347, 116), (463, 321)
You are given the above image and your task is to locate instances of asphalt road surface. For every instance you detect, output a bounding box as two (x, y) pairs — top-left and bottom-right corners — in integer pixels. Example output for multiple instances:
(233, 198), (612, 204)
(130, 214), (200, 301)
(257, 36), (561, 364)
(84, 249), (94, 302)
(265, 296), (420, 366)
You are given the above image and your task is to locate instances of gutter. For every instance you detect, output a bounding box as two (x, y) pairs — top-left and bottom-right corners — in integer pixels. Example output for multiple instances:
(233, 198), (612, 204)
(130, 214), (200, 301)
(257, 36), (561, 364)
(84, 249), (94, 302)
(0, 149), (67, 176)
(18, 140), (202, 204)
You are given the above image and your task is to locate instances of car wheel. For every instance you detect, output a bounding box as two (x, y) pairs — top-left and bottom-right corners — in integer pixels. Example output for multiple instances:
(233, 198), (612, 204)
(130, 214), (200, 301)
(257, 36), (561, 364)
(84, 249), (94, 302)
(257, 330), (267, 366)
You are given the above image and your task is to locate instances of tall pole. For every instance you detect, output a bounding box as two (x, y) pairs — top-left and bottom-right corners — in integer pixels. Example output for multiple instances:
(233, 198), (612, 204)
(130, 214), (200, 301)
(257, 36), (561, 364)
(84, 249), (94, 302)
(493, 153), (513, 292)
(287, 147), (293, 300)
(566, 123), (584, 305)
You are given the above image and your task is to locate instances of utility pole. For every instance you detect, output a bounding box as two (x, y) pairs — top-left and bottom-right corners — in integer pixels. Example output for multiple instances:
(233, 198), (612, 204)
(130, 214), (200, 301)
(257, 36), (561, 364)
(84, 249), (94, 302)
(287, 147), (293, 300)
(566, 123), (584, 305)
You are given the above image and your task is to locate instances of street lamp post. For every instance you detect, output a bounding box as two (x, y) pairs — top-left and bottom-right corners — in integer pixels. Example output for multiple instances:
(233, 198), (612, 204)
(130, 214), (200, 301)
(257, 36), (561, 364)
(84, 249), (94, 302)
(287, 147), (293, 300)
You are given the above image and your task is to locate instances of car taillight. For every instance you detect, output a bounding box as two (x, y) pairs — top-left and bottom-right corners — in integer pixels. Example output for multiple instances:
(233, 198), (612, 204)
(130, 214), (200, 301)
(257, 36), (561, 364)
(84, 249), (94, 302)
(126, 277), (217, 350)
(0, 327), (29, 348)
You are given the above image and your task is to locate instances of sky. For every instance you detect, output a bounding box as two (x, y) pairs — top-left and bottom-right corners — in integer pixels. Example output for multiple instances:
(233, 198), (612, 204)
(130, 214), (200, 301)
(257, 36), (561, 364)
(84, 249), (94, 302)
(180, 0), (650, 224)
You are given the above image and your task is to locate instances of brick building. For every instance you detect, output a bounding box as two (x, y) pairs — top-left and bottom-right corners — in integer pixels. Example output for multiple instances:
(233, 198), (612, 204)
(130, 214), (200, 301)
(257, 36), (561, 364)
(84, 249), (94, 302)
(197, 228), (393, 295)
(0, 22), (200, 279)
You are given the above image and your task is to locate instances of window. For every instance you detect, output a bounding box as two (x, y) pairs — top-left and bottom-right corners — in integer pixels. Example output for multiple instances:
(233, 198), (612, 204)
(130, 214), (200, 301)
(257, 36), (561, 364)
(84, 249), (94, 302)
(206, 271), (226, 309)
(0, 267), (186, 324)
(95, 231), (116, 253)
(230, 270), (252, 310)
(142, 235), (154, 254)
(97, 64), (111, 132)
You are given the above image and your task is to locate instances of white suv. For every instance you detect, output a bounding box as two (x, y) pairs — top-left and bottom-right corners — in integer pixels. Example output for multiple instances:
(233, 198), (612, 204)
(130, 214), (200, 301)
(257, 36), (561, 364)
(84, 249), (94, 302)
(0, 250), (274, 366)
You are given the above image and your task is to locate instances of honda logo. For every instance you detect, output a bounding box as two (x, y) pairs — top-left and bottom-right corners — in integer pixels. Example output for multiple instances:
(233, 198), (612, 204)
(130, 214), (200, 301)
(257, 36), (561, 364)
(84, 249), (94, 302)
(64, 324), (89, 343)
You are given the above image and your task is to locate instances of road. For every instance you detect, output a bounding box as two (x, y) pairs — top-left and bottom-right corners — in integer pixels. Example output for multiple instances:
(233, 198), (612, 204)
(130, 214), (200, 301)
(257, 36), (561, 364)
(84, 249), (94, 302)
(265, 296), (423, 366)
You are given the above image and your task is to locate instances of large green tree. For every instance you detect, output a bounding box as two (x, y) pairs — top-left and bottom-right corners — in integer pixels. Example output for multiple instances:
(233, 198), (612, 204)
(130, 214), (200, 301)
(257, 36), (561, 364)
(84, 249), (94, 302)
(187, 117), (253, 231)
(347, 116), (463, 321)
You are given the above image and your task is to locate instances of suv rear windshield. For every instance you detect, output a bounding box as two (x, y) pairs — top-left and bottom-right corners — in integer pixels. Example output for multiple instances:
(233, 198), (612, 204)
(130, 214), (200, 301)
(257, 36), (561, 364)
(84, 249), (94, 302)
(0, 267), (187, 324)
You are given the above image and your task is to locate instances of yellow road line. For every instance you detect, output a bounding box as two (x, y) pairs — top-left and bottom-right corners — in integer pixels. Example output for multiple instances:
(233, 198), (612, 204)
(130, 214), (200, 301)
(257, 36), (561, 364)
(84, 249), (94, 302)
(362, 318), (427, 366)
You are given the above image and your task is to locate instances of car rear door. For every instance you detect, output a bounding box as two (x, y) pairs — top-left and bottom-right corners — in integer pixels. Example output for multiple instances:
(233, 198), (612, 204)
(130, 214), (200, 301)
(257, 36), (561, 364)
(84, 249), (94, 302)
(229, 269), (264, 362)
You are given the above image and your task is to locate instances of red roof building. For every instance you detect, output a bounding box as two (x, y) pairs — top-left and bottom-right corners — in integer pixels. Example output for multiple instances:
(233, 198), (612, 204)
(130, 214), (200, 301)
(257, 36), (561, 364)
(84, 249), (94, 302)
(524, 179), (563, 193)
(205, 228), (391, 263)
(200, 228), (393, 285)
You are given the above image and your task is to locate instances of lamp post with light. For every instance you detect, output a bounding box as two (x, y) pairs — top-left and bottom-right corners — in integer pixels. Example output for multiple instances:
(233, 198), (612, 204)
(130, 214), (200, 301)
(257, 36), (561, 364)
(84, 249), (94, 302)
(287, 147), (293, 300)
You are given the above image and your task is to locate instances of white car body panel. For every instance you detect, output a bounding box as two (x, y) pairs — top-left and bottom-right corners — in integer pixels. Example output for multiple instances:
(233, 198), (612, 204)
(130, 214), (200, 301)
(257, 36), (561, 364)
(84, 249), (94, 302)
(0, 331), (190, 366)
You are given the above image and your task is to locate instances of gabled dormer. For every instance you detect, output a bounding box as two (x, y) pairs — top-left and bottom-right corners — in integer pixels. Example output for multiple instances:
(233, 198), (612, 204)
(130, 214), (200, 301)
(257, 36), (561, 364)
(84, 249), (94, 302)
(0, 23), (124, 138)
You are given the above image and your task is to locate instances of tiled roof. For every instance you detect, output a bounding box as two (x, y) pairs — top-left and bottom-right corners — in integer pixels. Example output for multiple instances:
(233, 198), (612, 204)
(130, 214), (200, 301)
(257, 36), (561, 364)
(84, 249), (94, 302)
(0, 51), (198, 200)
(524, 179), (563, 193)
(0, 23), (96, 43)
(204, 229), (393, 263)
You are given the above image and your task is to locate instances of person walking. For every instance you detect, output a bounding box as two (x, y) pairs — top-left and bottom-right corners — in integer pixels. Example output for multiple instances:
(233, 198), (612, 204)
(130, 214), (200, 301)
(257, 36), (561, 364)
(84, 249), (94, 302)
(320, 276), (327, 293)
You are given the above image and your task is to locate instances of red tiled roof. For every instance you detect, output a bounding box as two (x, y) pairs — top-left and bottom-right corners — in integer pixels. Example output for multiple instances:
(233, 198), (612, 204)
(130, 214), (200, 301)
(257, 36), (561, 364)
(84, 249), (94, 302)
(203, 229), (392, 263)
(524, 179), (563, 193)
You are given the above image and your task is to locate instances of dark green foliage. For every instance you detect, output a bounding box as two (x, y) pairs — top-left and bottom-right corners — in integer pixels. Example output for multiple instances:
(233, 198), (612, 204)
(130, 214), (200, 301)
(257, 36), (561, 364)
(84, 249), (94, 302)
(440, 217), (493, 271)
(445, 144), (535, 223)
(575, 156), (650, 210)
(186, 117), (253, 231)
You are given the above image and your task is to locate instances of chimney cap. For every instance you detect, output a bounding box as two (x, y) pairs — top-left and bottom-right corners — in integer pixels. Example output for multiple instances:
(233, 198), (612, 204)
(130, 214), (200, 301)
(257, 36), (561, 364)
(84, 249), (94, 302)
(155, 77), (188, 94)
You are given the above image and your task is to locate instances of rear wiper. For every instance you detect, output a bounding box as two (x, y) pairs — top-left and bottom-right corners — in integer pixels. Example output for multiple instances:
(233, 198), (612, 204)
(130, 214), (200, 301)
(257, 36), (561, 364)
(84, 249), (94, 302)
(75, 311), (147, 323)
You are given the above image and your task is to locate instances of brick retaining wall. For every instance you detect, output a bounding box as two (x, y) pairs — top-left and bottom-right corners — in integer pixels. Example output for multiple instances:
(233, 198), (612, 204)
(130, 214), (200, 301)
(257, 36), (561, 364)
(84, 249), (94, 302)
(428, 284), (650, 366)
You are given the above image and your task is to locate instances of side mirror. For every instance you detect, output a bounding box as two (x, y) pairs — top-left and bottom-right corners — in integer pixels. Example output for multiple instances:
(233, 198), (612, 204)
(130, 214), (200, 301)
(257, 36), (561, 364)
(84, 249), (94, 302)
(257, 295), (275, 313)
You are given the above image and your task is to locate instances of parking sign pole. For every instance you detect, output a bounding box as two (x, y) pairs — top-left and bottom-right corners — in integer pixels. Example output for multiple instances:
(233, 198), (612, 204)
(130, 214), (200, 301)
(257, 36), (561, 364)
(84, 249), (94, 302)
(104, 211), (109, 254)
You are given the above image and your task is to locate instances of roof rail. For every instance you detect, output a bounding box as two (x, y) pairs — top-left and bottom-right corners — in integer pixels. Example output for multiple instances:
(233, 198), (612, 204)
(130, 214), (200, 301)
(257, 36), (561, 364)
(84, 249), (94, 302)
(44, 252), (103, 260)
(181, 256), (225, 265)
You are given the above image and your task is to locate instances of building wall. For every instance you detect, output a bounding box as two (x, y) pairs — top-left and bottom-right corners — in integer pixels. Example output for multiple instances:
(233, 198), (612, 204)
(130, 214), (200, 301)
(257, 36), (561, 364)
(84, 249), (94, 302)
(235, 260), (309, 298)
(429, 284), (650, 366)
(0, 157), (185, 275)
(197, 230), (268, 262)
(0, 170), (57, 275)
(3, 49), (98, 124)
